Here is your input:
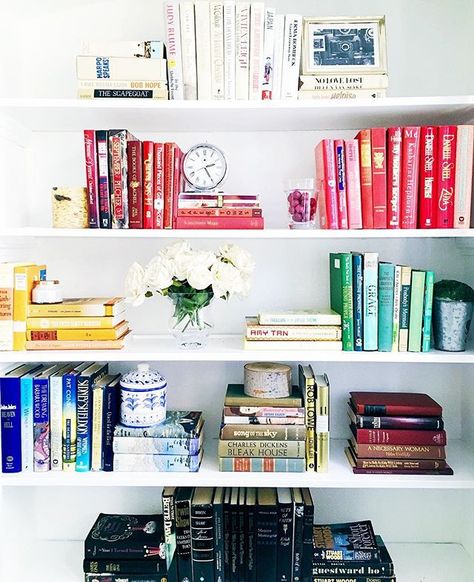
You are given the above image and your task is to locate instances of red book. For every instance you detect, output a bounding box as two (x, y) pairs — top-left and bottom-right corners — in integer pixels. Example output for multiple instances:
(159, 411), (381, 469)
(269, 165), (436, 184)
(153, 143), (164, 229)
(83, 130), (100, 228)
(350, 392), (442, 417)
(172, 147), (183, 229)
(400, 126), (421, 229)
(387, 127), (403, 228)
(175, 216), (264, 229)
(355, 129), (373, 229)
(178, 208), (262, 217)
(435, 125), (457, 228)
(352, 427), (446, 446)
(127, 140), (143, 229)
(418, 126), (438, 228)
(141, 141), (154, 229)
(371, 128), (387, 228)
(344, 140), (363, 229)
(334, 139), (349, 229)
(351, 440), (446, 460)
(163, 142), (177, 229)
(109, 129), (136, 229)
(314, 139), (338, 229)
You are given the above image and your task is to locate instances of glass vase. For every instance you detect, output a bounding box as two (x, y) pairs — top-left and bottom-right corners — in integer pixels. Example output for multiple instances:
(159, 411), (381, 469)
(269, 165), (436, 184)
(167, 290), (214, 350)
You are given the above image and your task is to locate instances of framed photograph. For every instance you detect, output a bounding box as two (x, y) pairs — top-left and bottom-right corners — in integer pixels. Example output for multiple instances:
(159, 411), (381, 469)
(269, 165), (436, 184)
(302, 16), (387, 75)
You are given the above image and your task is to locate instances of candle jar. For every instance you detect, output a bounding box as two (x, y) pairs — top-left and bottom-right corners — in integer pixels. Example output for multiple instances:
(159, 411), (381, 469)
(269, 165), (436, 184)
(285, 178), (317, 229)
(120, 363), (167, 428)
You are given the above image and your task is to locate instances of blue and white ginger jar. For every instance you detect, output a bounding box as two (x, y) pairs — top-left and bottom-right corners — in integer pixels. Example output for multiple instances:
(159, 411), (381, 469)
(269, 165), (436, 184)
(120, 363), (167, 428)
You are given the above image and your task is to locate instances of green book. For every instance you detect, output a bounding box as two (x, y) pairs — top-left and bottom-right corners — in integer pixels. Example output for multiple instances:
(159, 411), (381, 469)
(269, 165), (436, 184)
(422, 271), (435, 352)
(329, 253), (354, 351)
(408, 270), (426, 352)
(377, 262), (395, 352)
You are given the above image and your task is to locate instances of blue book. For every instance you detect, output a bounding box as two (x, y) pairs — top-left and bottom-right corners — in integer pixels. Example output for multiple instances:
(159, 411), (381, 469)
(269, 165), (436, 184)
(62, 362), (89, 472)
(378, 262), (395, 352)
(363, 253), (379, 351)
(352, 253), (363, 351)
(422, 271), (435, 352)
(21, 365), (44, 472)
(76, 362), (108, 472)
(100, 374), (121, 472)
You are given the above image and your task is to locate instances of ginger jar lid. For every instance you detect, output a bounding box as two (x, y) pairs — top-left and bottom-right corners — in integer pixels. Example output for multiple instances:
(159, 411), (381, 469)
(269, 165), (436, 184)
(120, 363), (167, 390)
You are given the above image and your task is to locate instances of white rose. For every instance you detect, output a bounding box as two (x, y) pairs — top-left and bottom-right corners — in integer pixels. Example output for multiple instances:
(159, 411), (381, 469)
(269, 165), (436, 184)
(144, 256), (174, 291)
(125, 262), (146, 306)
(193, 250), (218, 269)
(187, 265), (213, 290)
(219, 243), (255, 274)
(173, 252), (195, 280)
(159, 241), (192, 261)
(211, 261), (245, 298)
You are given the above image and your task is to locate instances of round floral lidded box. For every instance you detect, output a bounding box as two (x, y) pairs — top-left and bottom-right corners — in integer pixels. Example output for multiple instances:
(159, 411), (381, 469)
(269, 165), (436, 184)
(120, 363), (167, 428)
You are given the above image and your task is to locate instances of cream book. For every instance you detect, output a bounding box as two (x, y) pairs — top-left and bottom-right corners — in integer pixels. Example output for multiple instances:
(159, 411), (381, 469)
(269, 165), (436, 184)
(27, 321), (129, 341)
(27, 313), (125, 330)
(25, 333), (129, 351)
(27, 297), (125, 318)
(258, 309), (341, 326)
(244, 339), (343, 351)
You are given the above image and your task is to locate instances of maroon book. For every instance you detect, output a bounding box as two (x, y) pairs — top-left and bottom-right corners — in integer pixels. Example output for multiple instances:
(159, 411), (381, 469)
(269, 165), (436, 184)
(350, 392), (442, 417)
(351, 425), (446, 446)
(350, 439), (446, 460)
(370, 127), (387, 229)
(127, 140), (143, 229)
(347, 448), (448, 471)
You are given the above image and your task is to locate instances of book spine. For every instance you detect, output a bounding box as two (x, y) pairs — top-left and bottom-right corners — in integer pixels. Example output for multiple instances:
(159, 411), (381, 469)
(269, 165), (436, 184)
(302, 494), (313, 582)
(153, 143), (165, 229)
(180, 1), (198, 100)
(142, 141), (154, 229)
(299, 74), (389, 90)
(163, 143), (176, 229)
(21, 376), (34, 471)
(363, 252), (378, 351)
(50, 374), (63, 471)
(387, 126), (402, 228)
(1, 378), (22, 472)
(172, 148), (183, 228)
(33, 378), (50, 472)
(377, 263), (395, 352)
(176, 496), (193, 582)
(261, 7), (276, 100)
(272, 15), (285, 100)
(321, 139), (339, 229)
(113, 453), (202, 471)
(248, 2), (264, 100)
(179, 207), (262, 217)
(96, 130), (112, 228)
(358, 402), (441, 417)
(398, 266), (412, 352)
(408, 270), (426, 352)
(76, 375), (92, 472)
(218, 457), (305, 471)
(221, 425), (306, 440)
(304, 378), (315, 472)
(238, 493), (246, 582)
(113, 436), (201, 455)
(246, 498), (256, 582)
(84, 575), (166, 582)
(230, 495), (238, 581)
(102, 381), (119, 471)
(352, 254), (363, 351)
(78, 88), (168, 100)
(355, 428), (446, 446)
(78, 79), (168, 89)
(218, 440), (305, 457)
(418, 126), (438, 228)
(334, 139), (349, 229)
(25, 339), (125, 351)
(164, 2), (184, 100)
(83, 560), (166, 575)
(163, 489), (178, 582)
(356, 129), (373, 229)
(454, 125), (474, 228)
(223, 0), (236, 100)
(277, 499), (293, 582)
(83, 130), (100, 228)
(28, 325), (126, 341)
(436, 125), (457, 228)
(371, 127), (387, 228)
(195, 0), (212, 100)
(256, 498), (278, 581)
(313, 548), (380, 563)
(62, 372), (77, 471)
(0, 264), (14, 351)
(391, 265), (402, 352)
(235, 1), (250, 99)
(224, 496), (231, 581)
(223, 417), (304, 425)
(293, 496), (304, 582)
(343, 139), (362, 229)
(246, 325), (340, 341)
(13, 264), (42, 351)
(191, 502), (214, 582)
(210, 1), (225, 100)
(355, 442), (445, 459)
(422, 270), (435, 352)
(127, 140), (143, 229)
(354, 415), (444, 430)
(280, 14), (302, 100)
(400, 126), (421, 228)
(109, 132), (129, 229)
(91, 386), (103, 471)
(175, 216), (264, 229)
(341, 253), (354, 351)
(297, 89), (386, 100)
(224, 406), (304, 418)
(27, 316), (121, 329)
(76, 56), (167, 80)
(214, 496), (225, 582)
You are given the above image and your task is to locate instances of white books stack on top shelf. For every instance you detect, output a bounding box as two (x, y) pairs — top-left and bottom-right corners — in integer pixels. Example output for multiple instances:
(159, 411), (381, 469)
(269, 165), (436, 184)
(210, 1), (225, 99)
(179, 1), (198, 100)
(223, 0), (236, 99)
(235, 1), (250, 99)
(195, 0), (212, 99)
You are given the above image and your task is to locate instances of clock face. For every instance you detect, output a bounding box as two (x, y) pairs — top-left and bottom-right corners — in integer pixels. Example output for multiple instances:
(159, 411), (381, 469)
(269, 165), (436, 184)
(182, 144), (227, 191)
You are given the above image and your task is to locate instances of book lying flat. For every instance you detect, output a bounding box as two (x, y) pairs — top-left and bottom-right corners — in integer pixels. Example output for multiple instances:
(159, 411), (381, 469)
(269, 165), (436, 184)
(244, 339), (343, 351)
(27, 297), (125, 317)
(350, 391), (442, 417)
(25, 332), (129, 350)
(224, 384), (303, 408)
(313, 520), (379, 562)
(258, 309), (341, 326)
(246, 317), (342, 341)
(27, 314), (126, 329)
(114, 411), (203, 439)
(218, 457), (305, 472)
(27, 320), (129, 341)
(113, 450), (203, 472)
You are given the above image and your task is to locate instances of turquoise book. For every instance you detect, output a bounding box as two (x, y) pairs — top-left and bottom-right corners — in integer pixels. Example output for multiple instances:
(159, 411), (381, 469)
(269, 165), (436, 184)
(378, 262), (395, 352)
(329, 253), (354, 351)
(422, 271), (435, 352)
(408, 270), (426, 352)
(363, 253), (378, 351)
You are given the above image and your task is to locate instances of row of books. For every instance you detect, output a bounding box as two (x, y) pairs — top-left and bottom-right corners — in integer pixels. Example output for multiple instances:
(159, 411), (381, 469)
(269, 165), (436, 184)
(346, 391), (453, 475)
(315, 124), (474, 230)
(329, 252), (434, 352)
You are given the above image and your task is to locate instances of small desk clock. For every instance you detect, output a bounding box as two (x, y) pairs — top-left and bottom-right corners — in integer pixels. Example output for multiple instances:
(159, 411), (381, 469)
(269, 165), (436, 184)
(181, 143), (228, 192)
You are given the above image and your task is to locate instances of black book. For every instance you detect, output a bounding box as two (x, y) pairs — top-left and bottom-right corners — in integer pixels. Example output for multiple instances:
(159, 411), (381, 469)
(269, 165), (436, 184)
(230, 488), (239, 582)
(83, 558), (166, 575)
(191, 487), (215, 582)
(256, 488), (278, 582)
(292, 488), (304, 582)
(301, 488), (314, 582)
(163, 487), (178, 582)
(238, 488), (247, 582)
(313, 577), (395, 582)
(175, 487), (194, 582)
(84, 576), (165, 582)
(213, 487), (225, 582)
(313, 521), (379, 562)
(223, 487), (232, 582)
(98, 374), (120, 472)
(246, 487), (257, 582)
(276, 488), (293, 582)
(84, 514), (164, 559)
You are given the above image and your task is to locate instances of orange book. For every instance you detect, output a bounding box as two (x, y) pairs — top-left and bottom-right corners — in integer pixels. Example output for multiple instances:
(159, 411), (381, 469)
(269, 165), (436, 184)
(13, 264), (47, 351)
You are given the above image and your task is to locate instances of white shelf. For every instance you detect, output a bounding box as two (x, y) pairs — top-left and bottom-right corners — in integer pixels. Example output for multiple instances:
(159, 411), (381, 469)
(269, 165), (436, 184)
(0, 96), (472, 132)
(1, 439), (472, 489)
(1, 334), (474, 363)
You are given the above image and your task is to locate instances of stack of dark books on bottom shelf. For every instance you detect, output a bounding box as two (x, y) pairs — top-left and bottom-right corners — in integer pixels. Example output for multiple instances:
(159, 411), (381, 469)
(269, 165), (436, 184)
(345, 392), (453, 475)
(112, 411), (204, 472)
(83, 513), (167, 582)
(313, 520), (395, 582)
(163, 487), (315, 582)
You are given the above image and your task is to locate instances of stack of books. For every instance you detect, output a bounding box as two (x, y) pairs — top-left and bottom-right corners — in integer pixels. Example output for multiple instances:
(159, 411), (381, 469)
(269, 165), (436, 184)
(26, 297), (129, 350)
(329, 252), (435, 353)
(218, 383), (306, 472)
(83, 513), (167, 582)
(244, 310), (343, 351)
(315, 125), (473, 230)
(312, 520), (395, 582)
(346, 391), (453, 475)
(163, 487), (315, 582)
(77, 41), (168, 100)
(113, 411), (204, 472)
(299, 73), (388, 100)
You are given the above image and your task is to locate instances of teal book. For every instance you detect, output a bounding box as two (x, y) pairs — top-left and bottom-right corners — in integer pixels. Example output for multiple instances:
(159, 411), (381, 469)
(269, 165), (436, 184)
(422, 270), (435, 352)
(363, 253), (378, 351)
(329, 253), (354, 351)
(377, 263), (395, 352)
(408, 270), (426, 352)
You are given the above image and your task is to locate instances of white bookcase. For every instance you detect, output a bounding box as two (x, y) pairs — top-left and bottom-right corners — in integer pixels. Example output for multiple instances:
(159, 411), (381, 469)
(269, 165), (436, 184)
(0, 1), (474, 581)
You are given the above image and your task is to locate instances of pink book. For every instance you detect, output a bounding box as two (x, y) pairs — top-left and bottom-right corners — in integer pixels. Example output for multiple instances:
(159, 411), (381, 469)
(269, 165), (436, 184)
(153, 143), (164, 229)
(175, 216), (264, 229)
(371, 128), (387, 229)
(172, 147), (183, 229)
(454, 125), (474, 228)
(418, 126), (438, 229)
(387, 127), (403, 229)
(334, 139), (349, 229)
(400, 126), (421, 229)
(83, 130), (100, 228)
(344, 140), (363, 229)
(314, 139), (339, 229)
(355, 129), (373, 229)
(435, 125), (457, 228)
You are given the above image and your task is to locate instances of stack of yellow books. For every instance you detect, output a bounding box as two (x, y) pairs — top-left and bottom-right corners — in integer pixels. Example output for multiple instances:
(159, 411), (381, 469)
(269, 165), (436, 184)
(26, 297), (129, 350)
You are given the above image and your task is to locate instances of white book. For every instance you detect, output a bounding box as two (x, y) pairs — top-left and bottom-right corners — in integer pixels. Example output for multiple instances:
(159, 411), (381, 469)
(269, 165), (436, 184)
(21, 373), (37, 472)
(258, 309), (341, 326)
(195, 0), (212, 99)
(223, 0), (236, 99)
(248, 2), (265, 99)
(244, 339), (343, 351)
(281, 14), (302, 100)
(454, 125), (474, 228)
(235, 1), (250, 99)
(210, 1), (225, 99)
(50, 367), (68, 471)
(80, 40), (165, 58)
(164, 1), (185, 99)
(271, 14), (285, 100)
(76, 56), (167, 81)
(91, 386), (104, 471)
(261, 7), (276, 99)
(179, 2), (198, 99)
(391, 265), (402, 352)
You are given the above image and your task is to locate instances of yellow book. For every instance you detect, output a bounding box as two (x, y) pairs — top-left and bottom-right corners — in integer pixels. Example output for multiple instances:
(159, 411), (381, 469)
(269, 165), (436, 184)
(27, 313), (126, 330)
(13, 264), (47, 351)
(26, 321), (129, 341)
(25, 333), (129, 351)
(27, 297), (125, 317)
(91, 384), (104, 471)
(0, 262), (33, 351)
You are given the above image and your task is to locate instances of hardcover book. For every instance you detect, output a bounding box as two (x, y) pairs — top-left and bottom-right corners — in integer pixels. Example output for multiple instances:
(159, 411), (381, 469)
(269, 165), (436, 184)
(223, 416), (304, 425)
(261, 7), (275, 99)
(180, 1), (198, 100)
(84, 575), (164, 582)
(27, 314), (126, 329)
(83, 129), (100, 227)
(235, 1), (250, 99)
(299, 364), (315, 471)
(363, 252), (378, 351)
(344, 139), (363, 229)
(313, 521), (379, 562)
(223, 0), (236, 100)
(218, 457), (306, 472)
(191, 487), (215, 582)
(218, 439), (305, 458)
(213, 487), (225, 582)
(248, 1), (264, 99)
(195, 0), (212, 100)
(153, 142), (165, 229)
(400, 126), (421, 229)
(96, 130), (112, 228)
(224, 406), (304, 418)
(348, 406), (444, 430)
(350, 392), (443, 417)
(220, 424), (306, 441)
(315, 373), (330, 473)
(346, 446), (448, 471)
(281, 14), (302, 100)
(27, 297), (125, 317)
(356, 129), (373, 229)
(127, 140), (143, 229)
(370, 127), (387, 228)
(351, 425), (447, 446)
(377, 262), (395, 352)
(114, 411), (203, 439)
(113, 450), (203, 472)
(334, 139), (349, 229)
(164, 2), (184, 99)
(257, 309), (340, 326)
(92, 374), (121, 471)
(109, 129), (137, 228)
(163, 487), (178, 582)
(436, 125), (457, 228)
(350, 437), (446, 460)
(387, 126), (402, 228)
(346, 446), (453, 475)
(175, 487), (194, 582)
(398, 265), (412, 352)
(141, 141), (153, 229)
(246, 487), (257, 582)
(292, 488), (304, 582)
(21, 366), (43, 471)
(246, 317), (341, 341)
(113, 433), (202, 455)
(408, 270), (426, 352)
(418, 126), (438, 228)
(50, 365), (71, 471)
(391, 265), (402, 352)
(454, 125), (474, 228)
(256, 488), (278, 581)
(76, 56), (167, 80)
(13, 264), (46, 351)
(210, 1), (225, 100)
(329, 252), (354, 350)
(352, 253), (363, 351)
(301, 488), (313, 582)
(27, 321), (129, 341)
(422, 270), (435, 352)
(62, 362), (90, 472)
(276, 488), (294, 582)
(224, 384), (303, 407)
(315, 140), (339, 229)
(83, 558), (166, 575)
